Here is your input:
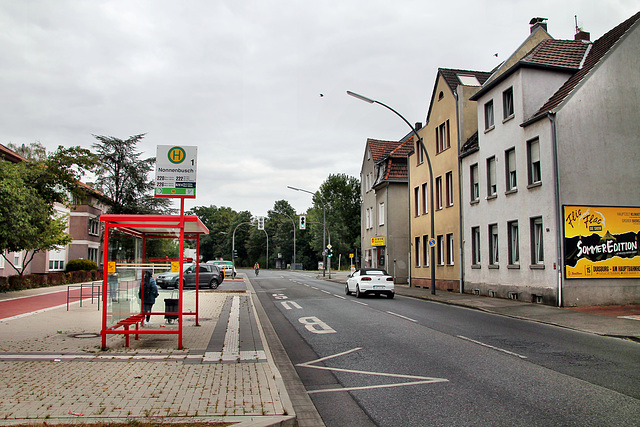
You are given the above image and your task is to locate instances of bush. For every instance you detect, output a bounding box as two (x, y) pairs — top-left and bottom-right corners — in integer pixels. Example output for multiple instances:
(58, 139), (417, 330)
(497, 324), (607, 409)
(48, 272), (67, 286)
(66, 259), (98, 272)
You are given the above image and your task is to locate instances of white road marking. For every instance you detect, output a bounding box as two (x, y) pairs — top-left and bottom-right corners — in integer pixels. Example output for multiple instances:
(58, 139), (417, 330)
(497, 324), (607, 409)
(281, 301), (302, 310)
(386, 311), (417, 322)
(272, 293), (288, 299)
(457, 335), (528, 359)
(333, 295), (346, 299)
(298, 316), (336, 334)
(298, 348), (448, 394)
(320, 290), (331, 294)
(353, 301), (368, 306)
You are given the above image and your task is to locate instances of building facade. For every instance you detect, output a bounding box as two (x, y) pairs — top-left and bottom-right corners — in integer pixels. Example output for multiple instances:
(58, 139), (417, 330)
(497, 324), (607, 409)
(408, 68), (490, 291)
(360, 138), (411, 283)
(461, 13), (640, 306)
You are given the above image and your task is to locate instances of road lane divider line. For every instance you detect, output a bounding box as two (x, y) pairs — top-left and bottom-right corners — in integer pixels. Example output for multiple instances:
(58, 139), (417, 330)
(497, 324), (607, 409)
(333, 295), (346, 299)
(457, 335), (528, 359)
(353, 301), (368, 306)
(386, 311), (417, 322)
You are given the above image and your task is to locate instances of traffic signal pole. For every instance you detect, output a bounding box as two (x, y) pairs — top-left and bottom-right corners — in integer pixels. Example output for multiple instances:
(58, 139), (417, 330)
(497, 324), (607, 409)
(308, 221), (331, 279)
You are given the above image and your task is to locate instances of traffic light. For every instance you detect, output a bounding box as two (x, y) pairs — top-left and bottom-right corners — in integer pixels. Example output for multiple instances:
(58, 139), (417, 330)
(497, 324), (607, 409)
(327, 248), (333, 258)
(257, 216), (264, 230)
(233, 249), (238, 258)
(299, 215), (306, 230)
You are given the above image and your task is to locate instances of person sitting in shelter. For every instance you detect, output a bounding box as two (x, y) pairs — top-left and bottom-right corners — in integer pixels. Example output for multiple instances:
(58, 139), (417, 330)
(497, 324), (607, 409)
(140, 270), (159, 325)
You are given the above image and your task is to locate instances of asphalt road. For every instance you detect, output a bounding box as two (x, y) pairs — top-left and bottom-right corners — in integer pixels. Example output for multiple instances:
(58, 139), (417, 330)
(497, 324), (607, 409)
(248, 269), (640, 427)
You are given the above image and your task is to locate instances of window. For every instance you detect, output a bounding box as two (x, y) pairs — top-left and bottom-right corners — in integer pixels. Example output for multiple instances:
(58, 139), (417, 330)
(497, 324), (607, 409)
(14, 252), (22, 269)
(378, 202), (385, 226)
(88, 247), (99, 263)
(416, 140), (424, 165)
(487, 156), (497, 197)
(505, 148), (517, 191)
(421, 183), (428, 214)
(422, 234), (429, 267)
(436, 120), (450, 154)
(437, 235), (444, 265)
(489, 224), (499, 265)
(0, 252), (4, 269)
(470, 163), (479, 202)
(484, 100), (494, 130)
(503, 87), (514, 119)
(446, 171), (454, 207)
(415, 236), (421, 266)
(366, 208), (371, 229)
(528, 138), (541, 185)
(48, 247), (66, 271)
(508, 221), (519, 265)
(414, 187), (420, 217)
(471, 227), (481, 265)
(88, 217), (100, 236)
(446, 233), (454, 265)
(531, 217), (544, 264)
(436, 177), (443, 209)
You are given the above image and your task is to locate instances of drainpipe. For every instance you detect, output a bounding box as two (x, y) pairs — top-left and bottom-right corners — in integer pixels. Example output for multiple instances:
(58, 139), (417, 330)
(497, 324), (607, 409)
(549, 112), (563, 307)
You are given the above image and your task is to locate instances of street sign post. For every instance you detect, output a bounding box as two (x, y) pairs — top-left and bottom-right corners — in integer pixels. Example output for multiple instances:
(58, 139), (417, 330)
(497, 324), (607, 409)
(154, 145), (198, 198)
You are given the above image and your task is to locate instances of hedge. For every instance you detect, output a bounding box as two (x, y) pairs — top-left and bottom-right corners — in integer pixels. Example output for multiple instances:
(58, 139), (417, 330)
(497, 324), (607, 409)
(0, 270), (103, 293)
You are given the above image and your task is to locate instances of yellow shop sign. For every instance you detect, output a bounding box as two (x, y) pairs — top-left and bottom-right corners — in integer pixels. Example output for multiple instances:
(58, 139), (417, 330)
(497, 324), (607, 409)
(371, 236), (385, 246)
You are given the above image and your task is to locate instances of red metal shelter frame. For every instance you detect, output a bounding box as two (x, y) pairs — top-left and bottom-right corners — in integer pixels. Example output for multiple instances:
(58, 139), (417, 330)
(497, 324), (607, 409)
(99, 212), (209, 350)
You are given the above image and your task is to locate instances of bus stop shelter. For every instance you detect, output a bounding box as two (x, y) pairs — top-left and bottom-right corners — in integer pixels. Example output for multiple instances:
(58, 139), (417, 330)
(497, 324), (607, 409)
(99, 213), (209, 350)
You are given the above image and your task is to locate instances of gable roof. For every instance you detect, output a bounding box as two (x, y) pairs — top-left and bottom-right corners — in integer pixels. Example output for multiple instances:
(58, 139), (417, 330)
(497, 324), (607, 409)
(367, 138), (404, 163)
(0, 143), (29, 163)
(471, 39), (590, 101)
(365, 138), (412, 184)
(524, 11), (640, 124)
(426, 68), (492, 123)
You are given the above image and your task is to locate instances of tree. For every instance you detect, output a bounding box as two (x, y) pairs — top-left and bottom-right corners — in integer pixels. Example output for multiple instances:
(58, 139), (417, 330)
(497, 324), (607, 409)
(0, 144), (98, 276)
(92, 134), (173, 214)
(310, 174), (361, 270)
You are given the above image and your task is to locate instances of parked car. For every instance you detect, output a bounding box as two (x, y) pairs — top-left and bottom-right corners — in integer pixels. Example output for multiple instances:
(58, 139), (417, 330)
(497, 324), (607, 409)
(156, 263), (222, 289)
(345, 268), (395, 298)
(207, 260), (236, 279)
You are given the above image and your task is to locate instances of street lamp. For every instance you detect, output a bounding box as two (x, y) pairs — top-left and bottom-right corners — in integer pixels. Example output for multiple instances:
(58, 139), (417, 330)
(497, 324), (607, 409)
(347, 90), (436, 295)
(287, 185), (327, 277)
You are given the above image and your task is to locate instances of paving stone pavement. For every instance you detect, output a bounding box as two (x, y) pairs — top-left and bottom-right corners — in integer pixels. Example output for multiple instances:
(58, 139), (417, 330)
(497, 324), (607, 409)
(0, 277), (296, 426)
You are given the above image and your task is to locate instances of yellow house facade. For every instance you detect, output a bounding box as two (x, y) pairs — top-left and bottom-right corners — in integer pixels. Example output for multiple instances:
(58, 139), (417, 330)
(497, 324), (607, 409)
(408, 68), (490, 290)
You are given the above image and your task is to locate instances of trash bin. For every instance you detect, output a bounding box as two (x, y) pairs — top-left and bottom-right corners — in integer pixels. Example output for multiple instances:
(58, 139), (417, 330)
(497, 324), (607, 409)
(164, 290), (179, 323)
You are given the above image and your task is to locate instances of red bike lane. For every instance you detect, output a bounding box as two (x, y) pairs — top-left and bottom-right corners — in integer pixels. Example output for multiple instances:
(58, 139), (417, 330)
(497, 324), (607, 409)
(0, 287), (97, 320)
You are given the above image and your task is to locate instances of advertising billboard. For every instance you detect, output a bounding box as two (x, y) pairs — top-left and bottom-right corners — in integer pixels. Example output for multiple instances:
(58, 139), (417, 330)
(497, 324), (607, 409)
(563, 205), (640, 279)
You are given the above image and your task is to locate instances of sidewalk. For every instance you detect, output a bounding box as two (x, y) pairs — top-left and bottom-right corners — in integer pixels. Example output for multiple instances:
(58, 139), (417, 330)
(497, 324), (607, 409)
(0, 275), (298, 426)
(324, 271), (640, 341)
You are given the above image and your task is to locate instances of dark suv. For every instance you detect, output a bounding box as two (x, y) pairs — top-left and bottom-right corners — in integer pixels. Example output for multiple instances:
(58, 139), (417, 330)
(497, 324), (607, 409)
(156, 263), (222, 289)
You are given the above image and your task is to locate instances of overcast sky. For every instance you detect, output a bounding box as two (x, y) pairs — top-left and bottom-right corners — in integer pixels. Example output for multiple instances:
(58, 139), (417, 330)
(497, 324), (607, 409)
(1, 1), (637, 216)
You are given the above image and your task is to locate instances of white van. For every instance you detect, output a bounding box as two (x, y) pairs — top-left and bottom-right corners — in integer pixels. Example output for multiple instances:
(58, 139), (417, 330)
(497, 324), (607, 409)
(207, 260), (236, 278)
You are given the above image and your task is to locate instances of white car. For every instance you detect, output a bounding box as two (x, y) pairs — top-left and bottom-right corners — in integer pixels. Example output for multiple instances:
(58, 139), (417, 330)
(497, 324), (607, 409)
(345, 268), (395, 299)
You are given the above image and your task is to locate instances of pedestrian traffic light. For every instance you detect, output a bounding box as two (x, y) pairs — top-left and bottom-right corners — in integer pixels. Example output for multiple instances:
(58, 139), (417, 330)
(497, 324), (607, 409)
(299, 215), (306, 230)
(257, 216), (264, 230)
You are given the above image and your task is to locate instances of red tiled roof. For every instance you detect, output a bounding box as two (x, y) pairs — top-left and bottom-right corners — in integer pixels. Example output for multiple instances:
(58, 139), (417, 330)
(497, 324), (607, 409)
(521, 39), (589, 69)
(367, 139), (403, 163)
(384, 158), (408, 181)
(0, 143), (29, 163)
(528, 11), (640, 122)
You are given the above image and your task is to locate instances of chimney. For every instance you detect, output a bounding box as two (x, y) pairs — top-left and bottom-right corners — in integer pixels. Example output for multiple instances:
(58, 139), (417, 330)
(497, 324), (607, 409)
(575, 30), (590, 41)
(415, 122), (422, 131)
(529, 17), (548, 34)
